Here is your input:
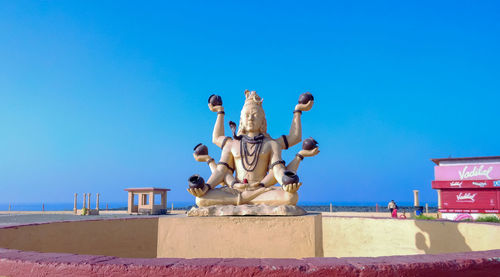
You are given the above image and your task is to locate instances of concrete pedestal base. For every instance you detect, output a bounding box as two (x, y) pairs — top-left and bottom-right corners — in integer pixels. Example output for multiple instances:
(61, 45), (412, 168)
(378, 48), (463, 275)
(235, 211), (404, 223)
(157, 213), (322, 258)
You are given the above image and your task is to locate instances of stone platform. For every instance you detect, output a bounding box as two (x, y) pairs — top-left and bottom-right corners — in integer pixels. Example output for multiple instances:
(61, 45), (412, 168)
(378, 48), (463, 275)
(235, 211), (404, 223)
(157, 213), (322, 258)
(187, 204), (307, 217)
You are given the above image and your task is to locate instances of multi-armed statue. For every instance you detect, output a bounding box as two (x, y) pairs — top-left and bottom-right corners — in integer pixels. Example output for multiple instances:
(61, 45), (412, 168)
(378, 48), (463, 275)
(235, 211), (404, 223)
(187, 90), (319, 213)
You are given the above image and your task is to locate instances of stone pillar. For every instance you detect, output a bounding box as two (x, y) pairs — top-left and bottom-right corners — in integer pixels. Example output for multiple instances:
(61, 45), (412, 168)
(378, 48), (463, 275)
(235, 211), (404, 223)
(83, 193), (87, 211)
(96, 193), (100, 211)
(127, 192), (134, 214)
(87, 193), (91, 210)
(413, 190), (419, 206)
(74, 193), (78, 214)
(149, 191), (155, 214)
(161, 192), (167, 209)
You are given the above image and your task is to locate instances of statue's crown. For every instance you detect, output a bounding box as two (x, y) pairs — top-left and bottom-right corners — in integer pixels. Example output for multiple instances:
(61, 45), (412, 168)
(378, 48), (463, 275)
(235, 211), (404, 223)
(244, 90), (263, 106)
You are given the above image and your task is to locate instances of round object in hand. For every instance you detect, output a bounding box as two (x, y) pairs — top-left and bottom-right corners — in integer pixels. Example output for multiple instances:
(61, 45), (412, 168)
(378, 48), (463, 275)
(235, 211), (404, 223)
(302, 137), (318, 150)
(188, 174), (205, 189)
(208, 94), (223, 106)
(282, 170), (299, 185)
(193, 143), (208, 155)
(298, 92), (314, 104)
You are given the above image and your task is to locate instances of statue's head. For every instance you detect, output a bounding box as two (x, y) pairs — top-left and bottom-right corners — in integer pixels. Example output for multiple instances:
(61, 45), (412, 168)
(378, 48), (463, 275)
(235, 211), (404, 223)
(238, 90), (268, 136)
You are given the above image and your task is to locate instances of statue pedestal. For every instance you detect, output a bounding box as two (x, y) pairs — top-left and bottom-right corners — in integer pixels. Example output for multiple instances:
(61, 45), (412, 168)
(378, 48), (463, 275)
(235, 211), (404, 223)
(187, 204), (306, 217)
(157, 213), (322, 258)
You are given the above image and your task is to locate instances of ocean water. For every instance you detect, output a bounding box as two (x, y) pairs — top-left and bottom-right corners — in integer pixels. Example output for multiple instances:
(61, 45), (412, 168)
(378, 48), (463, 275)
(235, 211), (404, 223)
(0, 200), (437, 211)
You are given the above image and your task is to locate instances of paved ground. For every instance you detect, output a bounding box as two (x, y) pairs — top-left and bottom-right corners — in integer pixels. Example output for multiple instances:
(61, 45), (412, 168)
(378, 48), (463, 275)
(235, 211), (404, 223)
(0, 210), (437, 228)
(0, 213), (140, 227)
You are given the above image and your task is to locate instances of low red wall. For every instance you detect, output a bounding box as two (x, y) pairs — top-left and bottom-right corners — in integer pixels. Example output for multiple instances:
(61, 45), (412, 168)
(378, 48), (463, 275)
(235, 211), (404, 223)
(1, 248), (499, 276)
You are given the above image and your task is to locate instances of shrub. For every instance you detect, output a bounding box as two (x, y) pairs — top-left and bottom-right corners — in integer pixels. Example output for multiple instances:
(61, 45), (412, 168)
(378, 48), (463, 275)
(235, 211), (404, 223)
(475, 215), (500, 223)
(415, 215), (435, 220)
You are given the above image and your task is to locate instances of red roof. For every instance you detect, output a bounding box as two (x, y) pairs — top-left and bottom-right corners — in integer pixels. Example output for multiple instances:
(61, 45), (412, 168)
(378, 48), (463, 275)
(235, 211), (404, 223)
(431, 156), (500, 165)
(124, 187), (171, 192)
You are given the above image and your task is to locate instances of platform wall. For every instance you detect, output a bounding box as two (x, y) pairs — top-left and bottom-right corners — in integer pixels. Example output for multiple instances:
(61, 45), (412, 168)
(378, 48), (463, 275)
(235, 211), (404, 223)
(322, 216), (500, 257)
(0, 218), (158, 258)
(1, 215), (499, 259)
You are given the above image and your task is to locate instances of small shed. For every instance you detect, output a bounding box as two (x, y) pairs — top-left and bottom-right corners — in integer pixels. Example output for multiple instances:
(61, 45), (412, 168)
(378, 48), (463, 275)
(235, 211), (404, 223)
(124, 187), (171, 215)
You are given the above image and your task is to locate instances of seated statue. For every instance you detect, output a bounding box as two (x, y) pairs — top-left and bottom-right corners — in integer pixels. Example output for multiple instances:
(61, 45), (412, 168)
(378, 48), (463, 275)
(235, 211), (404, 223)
(187, 90), (319, 207)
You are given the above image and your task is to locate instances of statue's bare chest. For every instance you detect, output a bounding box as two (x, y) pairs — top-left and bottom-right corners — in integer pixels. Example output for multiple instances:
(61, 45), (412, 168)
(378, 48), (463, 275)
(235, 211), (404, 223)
(231, 140), (272, 164)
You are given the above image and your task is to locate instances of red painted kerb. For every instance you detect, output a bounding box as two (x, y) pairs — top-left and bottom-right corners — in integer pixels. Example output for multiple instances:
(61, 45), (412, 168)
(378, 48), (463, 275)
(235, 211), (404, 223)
(0, 248), (498, 276)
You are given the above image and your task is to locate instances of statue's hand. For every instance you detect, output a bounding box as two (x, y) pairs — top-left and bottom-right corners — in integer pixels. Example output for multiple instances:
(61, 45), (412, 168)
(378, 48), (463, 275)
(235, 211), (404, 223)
(295, 100), (314, 112)
(192, 153), (212, 162)
(187, 185), (209, 197)
(208, 103), (224, 113)
(248, 182), (265, 190)
(282, 182), (301, 193)
(232, 182), (247, 190)
(298, 147), (320, 157)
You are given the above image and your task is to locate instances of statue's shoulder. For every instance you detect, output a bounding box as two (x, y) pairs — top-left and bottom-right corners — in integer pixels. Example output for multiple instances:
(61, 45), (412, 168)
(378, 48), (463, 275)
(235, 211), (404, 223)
(263, 137), (280, 148)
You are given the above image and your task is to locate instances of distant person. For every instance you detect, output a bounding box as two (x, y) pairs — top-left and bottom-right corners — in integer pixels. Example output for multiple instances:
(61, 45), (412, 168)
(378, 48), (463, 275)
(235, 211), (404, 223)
(399, 209), (407, 219)
(388, 200), (397, 216)
(392, 207), (398, 218)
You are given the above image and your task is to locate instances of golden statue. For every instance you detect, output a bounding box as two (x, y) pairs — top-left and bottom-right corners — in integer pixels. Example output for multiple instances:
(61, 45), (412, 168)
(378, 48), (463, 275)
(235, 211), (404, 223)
(187, 90), (319, 209)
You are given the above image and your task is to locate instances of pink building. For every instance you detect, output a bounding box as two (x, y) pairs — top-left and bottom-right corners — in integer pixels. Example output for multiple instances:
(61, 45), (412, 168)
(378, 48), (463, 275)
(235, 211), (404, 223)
(431, 156), (500, 220)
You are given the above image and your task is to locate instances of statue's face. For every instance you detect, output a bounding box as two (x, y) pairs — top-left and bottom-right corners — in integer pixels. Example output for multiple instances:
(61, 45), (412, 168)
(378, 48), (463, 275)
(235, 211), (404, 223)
(242, 106), (264, 133)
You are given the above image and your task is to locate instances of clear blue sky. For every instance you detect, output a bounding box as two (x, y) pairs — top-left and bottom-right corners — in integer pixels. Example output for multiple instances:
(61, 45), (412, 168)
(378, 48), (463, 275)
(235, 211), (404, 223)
(1, 1), (499, 206)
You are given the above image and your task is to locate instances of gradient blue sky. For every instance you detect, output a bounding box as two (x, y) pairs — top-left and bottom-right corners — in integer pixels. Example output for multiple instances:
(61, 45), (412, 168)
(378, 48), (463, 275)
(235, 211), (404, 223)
(1, 1), (499, 206)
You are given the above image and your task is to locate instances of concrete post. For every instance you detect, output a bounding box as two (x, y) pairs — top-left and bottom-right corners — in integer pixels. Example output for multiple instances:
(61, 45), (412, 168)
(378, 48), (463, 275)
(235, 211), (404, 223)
(74, 193), (78, 214)
(330, 203), (332, 213)
(87, 193), (91, 210)
(149, 192), (154, 208)
(96, 193), (100, 211)
(164, 191), (168, 210)
(413, 190), (419, 206)
(127, 192), (134, 214)
(171, 202), (174, 213)
(425, 203), (429, 214)
(83, 193), (87, 211)
(161, 192), (167, 209)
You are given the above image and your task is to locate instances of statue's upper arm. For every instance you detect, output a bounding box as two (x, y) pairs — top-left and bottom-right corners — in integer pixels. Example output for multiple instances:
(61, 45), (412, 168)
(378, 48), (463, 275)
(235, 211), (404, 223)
(269, 140), (283, 163)
(219, 140), (235, 168)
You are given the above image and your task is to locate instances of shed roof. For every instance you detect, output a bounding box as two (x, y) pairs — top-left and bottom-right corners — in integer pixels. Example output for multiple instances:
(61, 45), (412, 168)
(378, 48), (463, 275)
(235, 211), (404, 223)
(124, 187), (171, 192)
(431, 156), (500, 165)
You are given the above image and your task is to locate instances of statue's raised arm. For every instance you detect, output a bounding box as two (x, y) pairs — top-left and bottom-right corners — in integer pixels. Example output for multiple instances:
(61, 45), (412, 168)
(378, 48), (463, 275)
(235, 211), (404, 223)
(276, 92), (314, 150)
(208, 94), (232, 148)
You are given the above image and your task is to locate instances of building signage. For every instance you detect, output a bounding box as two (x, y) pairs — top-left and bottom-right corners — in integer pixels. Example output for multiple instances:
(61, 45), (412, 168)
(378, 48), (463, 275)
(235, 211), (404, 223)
(456, 192), (477, 203)
(440, 190), (497, 209)
(434, 164), (500, 181)
(439, 209), (499, 213)
(432, 180), (498, 189)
